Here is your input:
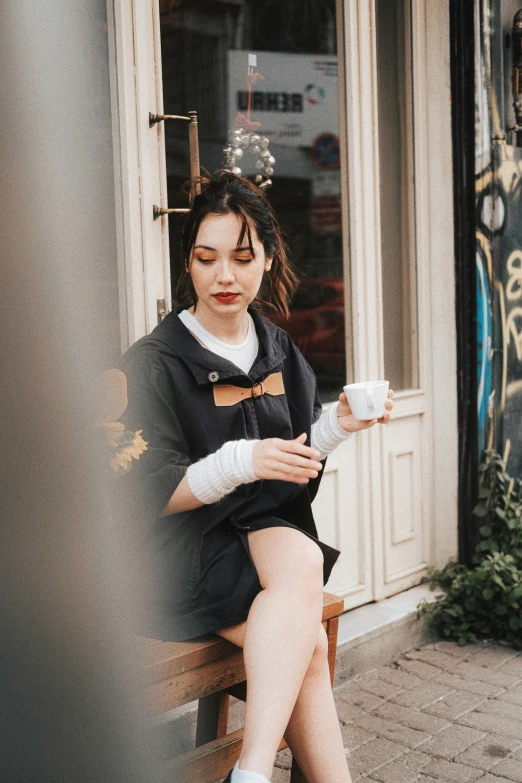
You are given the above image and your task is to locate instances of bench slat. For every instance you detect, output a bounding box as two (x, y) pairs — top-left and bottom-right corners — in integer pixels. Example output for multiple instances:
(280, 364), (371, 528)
(144, 636), (237, 683)
(143, 592), (344, 684)
(148, 649), (246, 714)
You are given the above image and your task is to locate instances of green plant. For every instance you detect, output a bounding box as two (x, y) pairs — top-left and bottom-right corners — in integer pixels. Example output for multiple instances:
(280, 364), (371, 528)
(417, 449), (522, 649)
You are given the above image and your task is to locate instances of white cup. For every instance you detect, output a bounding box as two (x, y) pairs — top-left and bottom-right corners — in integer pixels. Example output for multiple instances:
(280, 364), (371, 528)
(343, 380), (389, 421)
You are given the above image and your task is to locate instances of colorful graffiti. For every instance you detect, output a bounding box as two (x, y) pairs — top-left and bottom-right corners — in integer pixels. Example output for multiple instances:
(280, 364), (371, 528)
(476, 232), (493, 449)
(475, 0), (522, 477)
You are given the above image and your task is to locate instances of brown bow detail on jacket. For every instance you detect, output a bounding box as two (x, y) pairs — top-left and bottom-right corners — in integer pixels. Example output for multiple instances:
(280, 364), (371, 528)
(213, 370), (286, 407)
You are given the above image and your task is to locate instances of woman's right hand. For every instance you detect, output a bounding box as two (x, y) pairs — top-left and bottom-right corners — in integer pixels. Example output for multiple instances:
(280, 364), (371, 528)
(251, 433), (323, 484)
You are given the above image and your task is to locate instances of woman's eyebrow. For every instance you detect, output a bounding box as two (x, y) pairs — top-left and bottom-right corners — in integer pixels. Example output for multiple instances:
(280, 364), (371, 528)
(193, 244), (254, 252)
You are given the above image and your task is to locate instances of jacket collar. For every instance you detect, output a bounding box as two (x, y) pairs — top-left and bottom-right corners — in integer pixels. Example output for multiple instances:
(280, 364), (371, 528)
(155, 304), (287, 386)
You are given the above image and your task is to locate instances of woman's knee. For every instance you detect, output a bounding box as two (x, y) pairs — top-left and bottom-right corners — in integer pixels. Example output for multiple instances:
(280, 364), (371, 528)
(290, 536), (324, 586)
(248, 528), (324, 596)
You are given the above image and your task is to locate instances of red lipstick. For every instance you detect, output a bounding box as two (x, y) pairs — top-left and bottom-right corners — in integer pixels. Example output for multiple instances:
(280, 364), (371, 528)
(212, 293), (239, 303)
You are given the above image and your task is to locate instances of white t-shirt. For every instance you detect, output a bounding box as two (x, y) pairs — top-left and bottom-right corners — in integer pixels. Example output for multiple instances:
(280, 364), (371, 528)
(178, 308), (259, 374)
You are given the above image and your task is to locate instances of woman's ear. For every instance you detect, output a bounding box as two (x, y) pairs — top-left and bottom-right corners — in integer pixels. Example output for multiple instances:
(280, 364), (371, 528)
(264, 255), (273, 272)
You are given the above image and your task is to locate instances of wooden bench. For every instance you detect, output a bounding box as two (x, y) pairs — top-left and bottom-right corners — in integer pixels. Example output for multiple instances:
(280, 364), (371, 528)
(143, 591), (345, 783)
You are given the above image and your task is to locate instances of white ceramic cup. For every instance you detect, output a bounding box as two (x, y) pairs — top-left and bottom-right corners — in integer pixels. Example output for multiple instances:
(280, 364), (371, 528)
(343, 380), (390, 421)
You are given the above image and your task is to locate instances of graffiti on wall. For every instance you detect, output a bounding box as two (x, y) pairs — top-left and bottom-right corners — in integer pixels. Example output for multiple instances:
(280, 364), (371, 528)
(475, 0), (522, 477)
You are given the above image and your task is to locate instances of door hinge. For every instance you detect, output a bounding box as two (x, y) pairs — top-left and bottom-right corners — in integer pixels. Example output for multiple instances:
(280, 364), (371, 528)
(157, 298), (168, 324)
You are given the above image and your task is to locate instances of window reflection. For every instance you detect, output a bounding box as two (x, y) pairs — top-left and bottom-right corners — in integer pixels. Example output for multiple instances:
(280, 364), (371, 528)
(160, 0), (348, 401)
(376, 0), (419, 391)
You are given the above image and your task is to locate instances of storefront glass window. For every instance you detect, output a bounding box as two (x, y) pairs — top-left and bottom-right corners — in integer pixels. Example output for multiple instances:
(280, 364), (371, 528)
(376, 0), (420, 391)
(160, 0), (349, 402)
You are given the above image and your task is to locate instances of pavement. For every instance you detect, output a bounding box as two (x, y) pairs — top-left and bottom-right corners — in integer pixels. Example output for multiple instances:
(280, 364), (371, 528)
(271, 639), (522, 782)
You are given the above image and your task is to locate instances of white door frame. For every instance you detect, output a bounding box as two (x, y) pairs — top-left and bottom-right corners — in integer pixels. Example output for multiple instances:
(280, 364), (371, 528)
(106, 0), (171, 350)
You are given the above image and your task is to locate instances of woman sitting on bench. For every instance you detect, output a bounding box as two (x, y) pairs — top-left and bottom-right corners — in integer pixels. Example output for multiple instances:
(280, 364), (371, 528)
(121, 171), (393, 783)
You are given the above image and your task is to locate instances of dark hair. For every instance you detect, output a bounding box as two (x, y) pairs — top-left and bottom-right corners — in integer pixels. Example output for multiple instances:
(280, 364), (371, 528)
(175, 170), (300, 318)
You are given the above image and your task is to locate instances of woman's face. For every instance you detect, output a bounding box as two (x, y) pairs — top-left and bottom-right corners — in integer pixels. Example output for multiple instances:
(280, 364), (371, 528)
(188, 211), (272, 316)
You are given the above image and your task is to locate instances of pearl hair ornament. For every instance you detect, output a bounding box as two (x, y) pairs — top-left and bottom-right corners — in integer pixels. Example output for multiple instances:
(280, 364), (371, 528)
(223, 127), (274, 190)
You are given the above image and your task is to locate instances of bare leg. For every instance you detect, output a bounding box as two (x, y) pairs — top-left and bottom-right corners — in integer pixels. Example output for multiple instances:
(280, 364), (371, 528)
(217, 620), (352, 783)
(282, 624), (352, 783)
(233, 526), (324, 779)
(213, 527), (352, 782)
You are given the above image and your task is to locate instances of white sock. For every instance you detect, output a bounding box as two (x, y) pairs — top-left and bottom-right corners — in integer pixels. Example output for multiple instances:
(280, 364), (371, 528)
(230, 758), (271, 783)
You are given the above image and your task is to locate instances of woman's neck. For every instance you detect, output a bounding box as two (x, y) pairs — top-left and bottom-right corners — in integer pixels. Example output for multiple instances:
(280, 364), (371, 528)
(188, 303), (249, 344)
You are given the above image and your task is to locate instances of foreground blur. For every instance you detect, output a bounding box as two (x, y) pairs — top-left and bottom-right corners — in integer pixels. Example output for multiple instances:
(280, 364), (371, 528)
(0, 3), (163, 781)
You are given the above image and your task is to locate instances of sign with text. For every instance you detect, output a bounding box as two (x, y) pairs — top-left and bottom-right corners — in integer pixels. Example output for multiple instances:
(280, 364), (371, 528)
(228, 51), (339, 148)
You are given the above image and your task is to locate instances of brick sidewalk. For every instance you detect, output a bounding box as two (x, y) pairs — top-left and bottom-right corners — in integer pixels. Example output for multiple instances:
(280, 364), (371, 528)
(272, 640), (522, 782)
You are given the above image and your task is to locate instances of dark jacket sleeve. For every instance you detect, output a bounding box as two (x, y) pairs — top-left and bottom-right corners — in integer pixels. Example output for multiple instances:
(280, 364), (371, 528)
(120, 341), (191, 519)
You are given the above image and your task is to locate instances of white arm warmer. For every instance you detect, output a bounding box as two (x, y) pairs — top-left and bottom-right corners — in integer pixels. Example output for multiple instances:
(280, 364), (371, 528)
(310, 401), (353, 459)
(186, 402), (352, 504)
(186, 438), (260, 504)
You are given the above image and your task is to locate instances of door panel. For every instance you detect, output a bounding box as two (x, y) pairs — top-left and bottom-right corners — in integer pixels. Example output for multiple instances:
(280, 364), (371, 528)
(312, 438), (374, 606)
(381, 414), (429, 591)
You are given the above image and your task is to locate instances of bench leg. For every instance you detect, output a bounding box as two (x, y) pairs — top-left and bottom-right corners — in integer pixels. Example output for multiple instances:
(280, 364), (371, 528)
(290, 757), (307, 783)
(326, 615), (339, 686)
(195, 691), (230, 747)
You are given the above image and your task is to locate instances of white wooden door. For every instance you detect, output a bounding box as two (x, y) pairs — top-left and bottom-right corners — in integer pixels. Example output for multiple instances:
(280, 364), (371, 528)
(107, 0), (171, 348)
(312, 0), (458, 608)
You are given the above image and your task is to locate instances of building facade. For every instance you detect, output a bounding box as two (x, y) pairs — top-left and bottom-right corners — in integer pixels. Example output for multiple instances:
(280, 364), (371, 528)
(104, 0), (459, 612)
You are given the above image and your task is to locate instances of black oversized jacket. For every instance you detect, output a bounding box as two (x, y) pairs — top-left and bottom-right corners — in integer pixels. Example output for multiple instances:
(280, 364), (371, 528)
(119, 304), (341, 641)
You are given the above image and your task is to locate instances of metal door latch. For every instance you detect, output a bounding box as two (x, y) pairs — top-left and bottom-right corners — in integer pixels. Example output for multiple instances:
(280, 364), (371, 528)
(150, 110), (201, 219)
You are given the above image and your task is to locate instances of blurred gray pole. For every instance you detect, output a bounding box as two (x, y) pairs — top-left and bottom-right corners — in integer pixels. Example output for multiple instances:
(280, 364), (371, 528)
(0, 2), (164, 781)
